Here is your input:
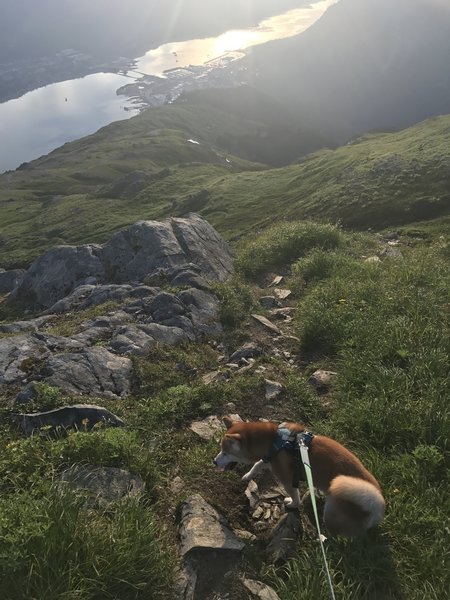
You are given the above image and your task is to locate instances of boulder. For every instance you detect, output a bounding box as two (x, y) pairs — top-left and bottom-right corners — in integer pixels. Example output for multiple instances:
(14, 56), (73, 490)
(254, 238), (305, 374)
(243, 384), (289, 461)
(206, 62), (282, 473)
(41, 347), (131, 398)
(15, 215), (233, 309)
(14, 244), (105, 309)
(14, 404), (124, 436)
(59, 465), (143, 505)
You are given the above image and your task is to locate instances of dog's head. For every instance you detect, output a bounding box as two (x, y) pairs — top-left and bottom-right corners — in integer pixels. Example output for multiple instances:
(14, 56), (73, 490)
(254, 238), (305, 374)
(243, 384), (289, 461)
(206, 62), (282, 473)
(213, 416), (254, 470)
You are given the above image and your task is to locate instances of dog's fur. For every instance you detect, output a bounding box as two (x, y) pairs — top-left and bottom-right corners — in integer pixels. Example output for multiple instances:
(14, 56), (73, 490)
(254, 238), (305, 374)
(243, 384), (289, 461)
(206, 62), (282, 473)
(214, 418), (385, 537)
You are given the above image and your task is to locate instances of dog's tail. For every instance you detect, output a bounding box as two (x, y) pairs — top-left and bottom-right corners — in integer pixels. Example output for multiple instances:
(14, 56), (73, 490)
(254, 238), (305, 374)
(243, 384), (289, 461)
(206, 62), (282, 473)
(328, 475), (385, 529)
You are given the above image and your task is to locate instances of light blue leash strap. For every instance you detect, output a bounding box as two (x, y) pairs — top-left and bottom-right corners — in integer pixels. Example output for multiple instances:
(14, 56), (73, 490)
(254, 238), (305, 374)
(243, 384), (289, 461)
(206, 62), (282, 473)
(299, 438), (337, 600)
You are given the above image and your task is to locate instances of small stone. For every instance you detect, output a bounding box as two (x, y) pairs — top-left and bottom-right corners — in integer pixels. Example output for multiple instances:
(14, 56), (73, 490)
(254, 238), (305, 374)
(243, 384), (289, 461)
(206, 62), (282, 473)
(255, 366), (267, 374)
(233, 528), (257, 543)
(202, 371), (226, 385)
(245, 480), (260, 510)
(225, 363), (240, 369)
(189, 415), (224, 440)
(259, 296), (280, 309)
(170, 476), (185, 496)
(273, 289), (292, 301)
(364, 256), (381, 263)
(265, 379), (283, 401)
(308, 369), (338, 390)
(224, 402), (236, 412)
(251, 314), (281, 334)
(242, 579), (281, 600)
(269, 276), (284, 286)
(229, 343), (262, 363)
(253, 506), (264, 519)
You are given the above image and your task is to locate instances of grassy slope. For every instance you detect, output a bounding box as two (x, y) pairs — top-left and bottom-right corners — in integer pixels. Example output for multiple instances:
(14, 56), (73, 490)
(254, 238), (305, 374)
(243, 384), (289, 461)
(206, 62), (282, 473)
(0, 220), (448, 599)
(1, 103), (450, 268)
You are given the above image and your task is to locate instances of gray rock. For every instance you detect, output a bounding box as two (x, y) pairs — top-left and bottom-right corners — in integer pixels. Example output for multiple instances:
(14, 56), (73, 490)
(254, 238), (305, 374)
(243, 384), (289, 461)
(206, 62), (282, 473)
(251, 314), (281, 335)
(0, 334), (50, 385)
(14, 244), (105, 309)
(14, 382), (39, 404)
(110, 323), (188, 356)
(47, 284), (157, 314)
(381, 246), (403, 259)
(14, 404), (124, 436)
(189, 415), (224, 440)
(229, 342), (262, 363)
(179, 494), (245, 558)
(265, 379), (283, 401)
(100, 214), (233, 285)
(173, 562), (197, 600)
(16, 215), (233, 309)
(59, 465), (143, 505)
(177, 288), (222, 337)
(308, 370), (338, 390)
(273, 288), (292, 301)
(0, 268), (26, 293)
(41, 347), (131, 398)
(245, 480), (260, 511)
(178, 494), (244, 598)
(242, 579), (281, 600)
(266, 512), (302, 564)
(0, 315), (53, 334)
(364, 256), (381, 263)
(259, 296), (281, 309)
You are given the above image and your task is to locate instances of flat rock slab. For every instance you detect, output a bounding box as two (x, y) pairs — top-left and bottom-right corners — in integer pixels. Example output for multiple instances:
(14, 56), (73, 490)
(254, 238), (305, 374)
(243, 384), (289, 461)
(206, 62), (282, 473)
(251, 314), (281, 335)
(41, 347), (131, 398)
(179, 494), (245, 558)
(242, 579), (281, 600)
(189, 415), (224, 440)
(273, 288), (292, 301)
(14, 404), (124, 436)
(59, 465), (143, 505)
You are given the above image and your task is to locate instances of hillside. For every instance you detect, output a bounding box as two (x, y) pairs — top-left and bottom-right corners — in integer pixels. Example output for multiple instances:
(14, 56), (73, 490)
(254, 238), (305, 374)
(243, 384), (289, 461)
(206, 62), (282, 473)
(1, 101), (449, 269)
(0, 215), (448, 599)
(244, 0), (450, 141)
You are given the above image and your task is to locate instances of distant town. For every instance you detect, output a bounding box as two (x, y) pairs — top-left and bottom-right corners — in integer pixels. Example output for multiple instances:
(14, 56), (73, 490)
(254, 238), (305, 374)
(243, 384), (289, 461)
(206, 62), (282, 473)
(116, 51), (248, 110)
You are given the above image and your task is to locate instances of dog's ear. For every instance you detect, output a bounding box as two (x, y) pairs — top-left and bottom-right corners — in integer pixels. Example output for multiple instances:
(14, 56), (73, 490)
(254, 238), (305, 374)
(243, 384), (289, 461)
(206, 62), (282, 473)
(223, 416), (234, 429)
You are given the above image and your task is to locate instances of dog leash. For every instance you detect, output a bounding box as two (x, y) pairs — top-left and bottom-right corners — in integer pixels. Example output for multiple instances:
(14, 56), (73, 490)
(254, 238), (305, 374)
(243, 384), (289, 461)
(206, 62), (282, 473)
(298, 436), (337, 600)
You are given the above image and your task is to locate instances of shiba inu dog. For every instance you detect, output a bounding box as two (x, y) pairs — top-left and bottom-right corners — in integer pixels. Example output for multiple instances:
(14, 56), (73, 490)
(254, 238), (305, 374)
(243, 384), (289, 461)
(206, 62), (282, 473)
(213, 417), (385, 537)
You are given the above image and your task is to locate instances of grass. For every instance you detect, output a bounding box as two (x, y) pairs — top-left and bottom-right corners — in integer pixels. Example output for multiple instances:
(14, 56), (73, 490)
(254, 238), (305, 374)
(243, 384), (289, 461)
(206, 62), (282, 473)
(1, 105), (450, 268)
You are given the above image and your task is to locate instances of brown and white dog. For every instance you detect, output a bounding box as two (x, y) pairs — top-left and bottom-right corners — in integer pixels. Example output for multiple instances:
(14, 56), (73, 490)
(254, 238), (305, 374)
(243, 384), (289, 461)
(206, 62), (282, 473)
(213, 417), (385, 538)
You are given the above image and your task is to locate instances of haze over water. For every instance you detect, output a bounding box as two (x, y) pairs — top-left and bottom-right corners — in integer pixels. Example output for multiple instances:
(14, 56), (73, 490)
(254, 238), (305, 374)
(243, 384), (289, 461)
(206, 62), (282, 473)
(0, 0), (336, 173)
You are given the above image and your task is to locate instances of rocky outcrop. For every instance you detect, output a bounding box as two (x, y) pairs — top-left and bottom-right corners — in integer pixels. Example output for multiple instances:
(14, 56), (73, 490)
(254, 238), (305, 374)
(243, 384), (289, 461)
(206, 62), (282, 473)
(14, 214), (233, 309)
(0, 216), (231, 401)
(41, 347), (132, 399)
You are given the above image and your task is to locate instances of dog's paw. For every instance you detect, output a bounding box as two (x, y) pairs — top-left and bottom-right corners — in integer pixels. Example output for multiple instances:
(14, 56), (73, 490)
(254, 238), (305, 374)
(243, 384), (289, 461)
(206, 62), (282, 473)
(284, 497), (299, 510)
(241, 472), (253, 482)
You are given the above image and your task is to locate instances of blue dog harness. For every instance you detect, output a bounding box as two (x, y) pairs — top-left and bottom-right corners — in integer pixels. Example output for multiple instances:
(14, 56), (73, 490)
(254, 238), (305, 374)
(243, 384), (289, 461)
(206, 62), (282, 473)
(263, 423), (315, 488)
